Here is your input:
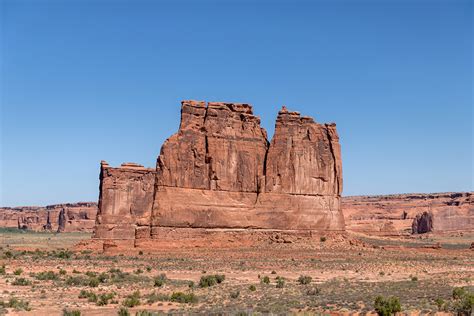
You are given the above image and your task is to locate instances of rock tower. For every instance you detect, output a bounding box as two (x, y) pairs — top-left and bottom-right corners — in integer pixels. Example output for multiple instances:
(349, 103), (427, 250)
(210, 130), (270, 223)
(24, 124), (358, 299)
(93, 101), (345, 247)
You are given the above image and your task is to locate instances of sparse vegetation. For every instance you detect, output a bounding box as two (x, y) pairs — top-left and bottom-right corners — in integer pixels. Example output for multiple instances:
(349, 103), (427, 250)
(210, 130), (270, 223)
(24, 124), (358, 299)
(199, 274), (225, 288)
(122, 291), (141, 307)
(12, 277), (32, 286)
(63, 309), (81, 316)
(261, 276), (270, 284)
(374, 295), (402, 316)
(170, 292), (198, 303)
(0, 297), (31, 311)
(298, 275), (312, 285)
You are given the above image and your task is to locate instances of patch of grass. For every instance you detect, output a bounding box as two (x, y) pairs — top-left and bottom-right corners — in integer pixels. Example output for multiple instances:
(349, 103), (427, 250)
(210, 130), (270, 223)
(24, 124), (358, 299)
(153, 273), (167, 287)
(12, 277), (32, 286)
(13, 268), (23, 275)
(122, 290), (141, 307)
(0, 297), (31, 311)
(374, 295), (401, 316)
(170, 292), (198, 304)
(199, 274), (225, 288)
(145, 292), (169, 304)
(118, 307), (130, 316)
(35, 271), (59, 281)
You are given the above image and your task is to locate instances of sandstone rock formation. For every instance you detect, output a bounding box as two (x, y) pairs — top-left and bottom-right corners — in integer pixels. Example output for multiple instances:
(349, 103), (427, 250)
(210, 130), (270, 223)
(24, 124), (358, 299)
(342, 192), (473, 236)
(412, 211), (433, 234)
(93, 101), (345, 246)
(0, 202), (97, 232)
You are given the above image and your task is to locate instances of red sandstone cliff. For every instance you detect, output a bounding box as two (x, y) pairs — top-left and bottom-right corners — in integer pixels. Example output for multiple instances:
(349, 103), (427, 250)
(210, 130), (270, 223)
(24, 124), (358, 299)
(0, 202), (97, 232)
(342, 192), (473, 236)
(93, 101), (345, 244)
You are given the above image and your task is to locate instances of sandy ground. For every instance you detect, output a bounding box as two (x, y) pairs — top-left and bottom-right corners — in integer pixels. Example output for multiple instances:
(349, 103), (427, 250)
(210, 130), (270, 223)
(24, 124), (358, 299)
(0, 229), (472, 315)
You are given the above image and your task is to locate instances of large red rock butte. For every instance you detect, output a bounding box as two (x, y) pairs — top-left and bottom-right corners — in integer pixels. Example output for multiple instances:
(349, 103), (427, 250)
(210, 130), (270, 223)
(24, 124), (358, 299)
(93, 101), (345, 247)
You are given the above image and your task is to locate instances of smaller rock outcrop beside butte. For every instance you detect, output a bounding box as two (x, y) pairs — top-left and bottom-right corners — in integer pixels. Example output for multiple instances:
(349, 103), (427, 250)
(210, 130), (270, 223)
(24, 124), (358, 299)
(411, 211), (434, 234)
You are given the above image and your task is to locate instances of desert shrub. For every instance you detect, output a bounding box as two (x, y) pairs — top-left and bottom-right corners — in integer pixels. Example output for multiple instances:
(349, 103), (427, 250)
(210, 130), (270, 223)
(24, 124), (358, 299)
(434, 298), (445, 311)
(170, 292), (198, 304)
(320, 236), (327, 242)
(410, 275), (418, 282)
(451, 287), (474, 315)
(136, 312), (159, 316)
(0, 265), (5, 275)
(199, 274), (225, 288)
(374, 295), (401, 316)
(117, 307), (130, 316)
(249, 285), (256, 291)
(35, 271), (59, 281)
(53, 249), (72, 259)
(88, 277), (100, 288)
(188, 281), (195, 288)
(306, 286), (321, 296)
(230, 291), (240, 299)
(138, 250), (144, 255)
(0, 297), (31, 311)
(276, 276), (285, 288)
(261, 276), (270, 284)
(123, 291), (141, 307)
(145, 292), (169, 304)
(59, 269), (67, 275)
(98, 272), (108, 283)
(271, 270), (277, 274)
(134, 269), (143, 275)
(97, 292), (115, 306)
(65, 276), (88, 286)
(72, 269), (80, 274)
(85, 271), (97, 278)
(4, 251), (13, 258)
(453, 287), (468, 299)
(79, 290), (98, 303)
(13, 268), (23, 275)
(146, 266), (152, 272)
(12, 277), (31, 286)
(63, 309), (81, 316)
(153, 273), (167, 287)
(298, 275), (312, 285)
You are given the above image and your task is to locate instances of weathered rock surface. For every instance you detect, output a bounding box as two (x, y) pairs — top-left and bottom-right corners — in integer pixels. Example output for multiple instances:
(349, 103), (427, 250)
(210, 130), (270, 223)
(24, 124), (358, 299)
(94, 101), (345, 244)
(342, 192), (473, 235)
(0, 202), (97, 232)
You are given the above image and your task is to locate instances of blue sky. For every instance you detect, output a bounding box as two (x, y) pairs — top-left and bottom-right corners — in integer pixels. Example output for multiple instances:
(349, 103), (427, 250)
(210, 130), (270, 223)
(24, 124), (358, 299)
(1, 0), (472, 206)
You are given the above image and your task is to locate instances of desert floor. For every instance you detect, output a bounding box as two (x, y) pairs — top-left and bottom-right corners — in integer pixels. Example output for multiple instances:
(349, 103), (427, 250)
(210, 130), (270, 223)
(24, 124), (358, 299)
(0, 228), (473, 315)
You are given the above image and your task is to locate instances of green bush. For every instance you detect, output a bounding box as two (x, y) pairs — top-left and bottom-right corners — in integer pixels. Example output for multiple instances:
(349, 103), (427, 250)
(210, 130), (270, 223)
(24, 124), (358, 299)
(276, 277), (285, 288)
(88, 277), (100, 288)
(298, 275), (312, 285)
(170, 292), (198, 304)
(13, 268), (23, 275)
(0, 297), (31, 311)
(12, 277), (31, 286)
(230, 291), (240, 299)
(452, 287), (474, 315)
(78, 290), (97, 303)
(249, 285), (256, 291)
(261, 276), (270, 284)
(153, 273), (167, 287)
(306, 286), (321, 296)
(35, 271), (59, 281)
(63, 309), (81, 316)
(145, 292), (169, 304)
(0, 265), (5, 275)
(117, 307), (130, 316)
(199, 274), (225, 288)
(65, 275), (88, 286)
(320, 236), (327, 242)
(374, 295), (401, 316)
(453, 287), (468, 299)
(122, 291), (141, 307)
(97, 292), (115, 306)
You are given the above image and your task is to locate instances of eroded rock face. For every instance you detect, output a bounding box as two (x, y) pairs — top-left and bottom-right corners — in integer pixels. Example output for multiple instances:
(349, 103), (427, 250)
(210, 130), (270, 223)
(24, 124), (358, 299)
(342, 192), (473, 236)
(412, 211), (433, 234)
(0, 203), (98, 232)
(94, 100), (345, 243)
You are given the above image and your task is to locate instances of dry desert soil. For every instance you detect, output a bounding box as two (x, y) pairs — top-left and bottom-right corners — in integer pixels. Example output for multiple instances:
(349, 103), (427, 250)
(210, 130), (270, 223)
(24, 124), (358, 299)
(0, 228), (473, 315)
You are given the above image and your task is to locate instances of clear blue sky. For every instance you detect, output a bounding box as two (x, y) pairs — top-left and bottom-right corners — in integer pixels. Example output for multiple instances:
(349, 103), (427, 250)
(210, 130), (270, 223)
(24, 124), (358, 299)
(1, 0), (472, 206)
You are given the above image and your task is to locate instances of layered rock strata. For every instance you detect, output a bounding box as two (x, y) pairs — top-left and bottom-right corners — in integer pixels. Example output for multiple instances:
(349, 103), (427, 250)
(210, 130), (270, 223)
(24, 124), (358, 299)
(93, 101), (345, 245)
(0, 202), (97, 232)
(342, 192), (473, 236)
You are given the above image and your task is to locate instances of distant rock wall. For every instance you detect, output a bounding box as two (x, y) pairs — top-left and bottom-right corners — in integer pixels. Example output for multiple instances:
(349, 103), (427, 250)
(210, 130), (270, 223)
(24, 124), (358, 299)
(93, 101), (345, 244)
(342, 192), (473, 235)
(0, 202), (97, 232)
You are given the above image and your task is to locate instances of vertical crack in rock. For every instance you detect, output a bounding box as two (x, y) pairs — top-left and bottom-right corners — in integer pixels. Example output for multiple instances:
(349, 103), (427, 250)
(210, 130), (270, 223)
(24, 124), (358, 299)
(325, 125), (340, 196)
